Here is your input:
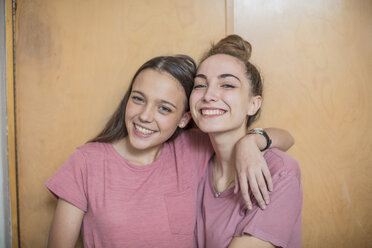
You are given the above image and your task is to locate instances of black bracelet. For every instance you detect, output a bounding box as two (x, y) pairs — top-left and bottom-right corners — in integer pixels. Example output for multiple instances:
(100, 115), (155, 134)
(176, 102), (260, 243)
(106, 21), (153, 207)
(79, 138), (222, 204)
(247, 128), (272, 152)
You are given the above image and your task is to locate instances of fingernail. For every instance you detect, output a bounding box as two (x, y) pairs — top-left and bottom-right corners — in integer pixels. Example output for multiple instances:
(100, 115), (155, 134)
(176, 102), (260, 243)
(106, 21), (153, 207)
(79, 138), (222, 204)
(265, 200), (270, 204)
(247, 204), (252, 210)
(261, 205), (266, 210)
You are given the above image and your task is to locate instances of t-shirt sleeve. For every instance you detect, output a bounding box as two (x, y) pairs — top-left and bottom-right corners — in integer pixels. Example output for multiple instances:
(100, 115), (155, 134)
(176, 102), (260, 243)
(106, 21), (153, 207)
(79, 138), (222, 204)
(234, 174), (303, 247)
(45, 149), (88, 212)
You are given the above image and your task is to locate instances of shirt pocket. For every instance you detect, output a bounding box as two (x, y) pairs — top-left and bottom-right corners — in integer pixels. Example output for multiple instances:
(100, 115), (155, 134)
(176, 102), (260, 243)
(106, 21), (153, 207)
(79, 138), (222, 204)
(164, 187), (196, 236)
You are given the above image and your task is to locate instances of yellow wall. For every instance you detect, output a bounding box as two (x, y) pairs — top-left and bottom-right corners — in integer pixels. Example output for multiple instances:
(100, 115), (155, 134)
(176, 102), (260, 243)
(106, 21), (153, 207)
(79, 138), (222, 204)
(234, 0), (372, 247)
(13, 0), (372, 247)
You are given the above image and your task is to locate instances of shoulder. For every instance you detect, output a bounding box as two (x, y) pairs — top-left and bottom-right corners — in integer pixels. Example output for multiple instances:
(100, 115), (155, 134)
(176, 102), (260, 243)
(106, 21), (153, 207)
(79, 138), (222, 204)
(264, 148), (301, 180)
(171, 129), (210, 147)
(72, 142), (113, 165)
(169, 129), (213, 178)
(76, 142), (110, 156)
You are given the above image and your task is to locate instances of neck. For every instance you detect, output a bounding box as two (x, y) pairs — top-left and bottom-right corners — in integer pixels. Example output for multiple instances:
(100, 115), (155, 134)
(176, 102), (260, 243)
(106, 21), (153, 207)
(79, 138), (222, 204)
(113, 137), (163, 165)
(209, 126), (246, 192)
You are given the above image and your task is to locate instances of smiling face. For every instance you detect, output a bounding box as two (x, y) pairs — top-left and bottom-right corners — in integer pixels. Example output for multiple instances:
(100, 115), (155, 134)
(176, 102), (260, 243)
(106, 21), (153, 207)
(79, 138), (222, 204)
(125, 69), (190, 151)
(190, 54), (261, 135)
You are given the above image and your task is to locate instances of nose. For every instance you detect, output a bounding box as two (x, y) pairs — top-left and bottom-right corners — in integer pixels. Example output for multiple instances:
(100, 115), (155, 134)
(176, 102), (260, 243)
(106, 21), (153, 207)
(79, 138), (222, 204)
(139, 104), (154, 123)
(203, 84), (218, 102)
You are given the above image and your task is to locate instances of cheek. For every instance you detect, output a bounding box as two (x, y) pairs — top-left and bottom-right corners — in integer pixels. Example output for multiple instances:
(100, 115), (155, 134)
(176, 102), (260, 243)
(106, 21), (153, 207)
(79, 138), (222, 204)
(157, 114), (182, 133)
(125, 101), (138, 120)
(188, 98), (198, 119)
(224, 93), (249, 117)
(225, 93), (240, 106)
(189, 91), (202, 109)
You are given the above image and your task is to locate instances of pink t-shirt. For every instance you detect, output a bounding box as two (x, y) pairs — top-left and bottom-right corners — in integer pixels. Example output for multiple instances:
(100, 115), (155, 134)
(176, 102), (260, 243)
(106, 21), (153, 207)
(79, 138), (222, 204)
(196, 148), (302, 248)
(46, 129), (213, 248)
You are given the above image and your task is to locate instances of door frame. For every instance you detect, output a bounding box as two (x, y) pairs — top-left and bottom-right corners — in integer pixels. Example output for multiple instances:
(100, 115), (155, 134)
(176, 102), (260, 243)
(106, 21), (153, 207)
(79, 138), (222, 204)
(2, 0), (19, 247)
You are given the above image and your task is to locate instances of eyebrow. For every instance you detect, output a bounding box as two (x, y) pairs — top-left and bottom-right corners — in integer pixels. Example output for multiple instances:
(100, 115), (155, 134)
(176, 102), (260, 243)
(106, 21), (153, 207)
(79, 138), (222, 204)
(195, 73), (241, 82)
(132, 90), (177, 109)
(160, 100), (177, 109)
(218, 73), (241, 82)
(195, 74), (207, 79)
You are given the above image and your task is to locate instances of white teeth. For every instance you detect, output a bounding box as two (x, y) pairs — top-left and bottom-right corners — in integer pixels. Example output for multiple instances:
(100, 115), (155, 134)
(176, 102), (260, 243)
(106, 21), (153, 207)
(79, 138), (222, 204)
(135, 124), (155, 135)
(202, 109), (225, 116)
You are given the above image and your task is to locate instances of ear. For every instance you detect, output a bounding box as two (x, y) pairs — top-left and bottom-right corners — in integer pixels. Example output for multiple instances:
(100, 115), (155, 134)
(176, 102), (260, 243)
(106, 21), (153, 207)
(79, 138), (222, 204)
(247, 95), (262, 116)
(178, 112), (192, 128)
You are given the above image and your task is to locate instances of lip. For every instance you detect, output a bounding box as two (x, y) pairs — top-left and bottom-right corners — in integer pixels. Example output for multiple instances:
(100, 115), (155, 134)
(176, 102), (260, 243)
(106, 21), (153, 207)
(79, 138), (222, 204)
(199, 107), (227, 118)
(132, 123), (157, 138)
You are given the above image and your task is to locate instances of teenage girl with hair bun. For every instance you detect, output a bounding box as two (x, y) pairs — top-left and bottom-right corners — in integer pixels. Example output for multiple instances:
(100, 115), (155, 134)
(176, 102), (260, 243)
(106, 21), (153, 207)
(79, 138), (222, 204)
(192, 35), (302, 248)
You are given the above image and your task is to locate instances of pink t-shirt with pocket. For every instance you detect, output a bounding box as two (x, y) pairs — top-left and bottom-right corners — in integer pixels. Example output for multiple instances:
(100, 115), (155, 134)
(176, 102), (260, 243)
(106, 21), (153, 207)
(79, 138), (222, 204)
(46, 129), (213, 248)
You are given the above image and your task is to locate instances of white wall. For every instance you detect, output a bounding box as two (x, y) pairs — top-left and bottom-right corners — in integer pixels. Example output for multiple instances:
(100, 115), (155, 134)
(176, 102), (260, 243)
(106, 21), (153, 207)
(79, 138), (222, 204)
(1, 0), (12, 246)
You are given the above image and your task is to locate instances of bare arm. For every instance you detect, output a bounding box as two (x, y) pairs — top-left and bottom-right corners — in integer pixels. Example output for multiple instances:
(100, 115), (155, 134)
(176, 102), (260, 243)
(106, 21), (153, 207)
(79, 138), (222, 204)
(235, 128), (294, 210)
(256, 128), (294, 152)
(229, 234), (275, 248)
(47, 199), (84, 248)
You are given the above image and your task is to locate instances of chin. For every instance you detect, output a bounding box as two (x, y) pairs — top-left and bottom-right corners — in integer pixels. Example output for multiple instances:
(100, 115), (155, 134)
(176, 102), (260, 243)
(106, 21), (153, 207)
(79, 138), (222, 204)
(198, 125), (224, 134)
(127, 132), (153, 149)
(128, 139), (147, 150)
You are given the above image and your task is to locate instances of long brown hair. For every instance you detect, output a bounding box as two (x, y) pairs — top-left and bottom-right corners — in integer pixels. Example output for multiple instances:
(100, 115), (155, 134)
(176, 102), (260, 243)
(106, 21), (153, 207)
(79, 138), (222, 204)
(90, 55), (196, 143)
(200, 35), (263, 127)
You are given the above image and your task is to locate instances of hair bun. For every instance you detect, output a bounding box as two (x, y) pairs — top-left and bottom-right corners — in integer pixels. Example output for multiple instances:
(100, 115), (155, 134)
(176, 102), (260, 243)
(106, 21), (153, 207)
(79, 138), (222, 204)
(203, 34), (252, 62)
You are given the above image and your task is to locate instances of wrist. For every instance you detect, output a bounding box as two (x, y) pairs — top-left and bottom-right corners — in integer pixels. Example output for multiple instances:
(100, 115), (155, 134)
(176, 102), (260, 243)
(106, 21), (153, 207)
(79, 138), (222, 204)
(247, 128), (272, 152)
(236, 134), (259, 154)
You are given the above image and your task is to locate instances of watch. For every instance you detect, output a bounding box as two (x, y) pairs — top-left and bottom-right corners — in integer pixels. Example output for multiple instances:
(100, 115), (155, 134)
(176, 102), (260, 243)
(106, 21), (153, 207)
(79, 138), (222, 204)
(247, 128), (272, 152)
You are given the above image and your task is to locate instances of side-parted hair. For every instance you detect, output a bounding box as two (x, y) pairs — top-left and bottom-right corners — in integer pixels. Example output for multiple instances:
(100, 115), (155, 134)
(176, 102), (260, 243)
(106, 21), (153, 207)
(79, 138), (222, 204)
(200, 34), (263, 127)
(90, 55), (196, 143)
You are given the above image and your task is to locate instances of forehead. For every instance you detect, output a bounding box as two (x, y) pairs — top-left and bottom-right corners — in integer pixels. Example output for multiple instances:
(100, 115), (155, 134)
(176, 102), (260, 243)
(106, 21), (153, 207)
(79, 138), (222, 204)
(197, 54), (246, 78)
(132, 69), (187, 104)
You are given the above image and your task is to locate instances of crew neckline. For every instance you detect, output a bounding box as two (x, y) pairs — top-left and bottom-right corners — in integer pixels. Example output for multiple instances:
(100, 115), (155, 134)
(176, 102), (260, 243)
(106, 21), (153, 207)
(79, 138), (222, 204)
(106, 142), (170, 170)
